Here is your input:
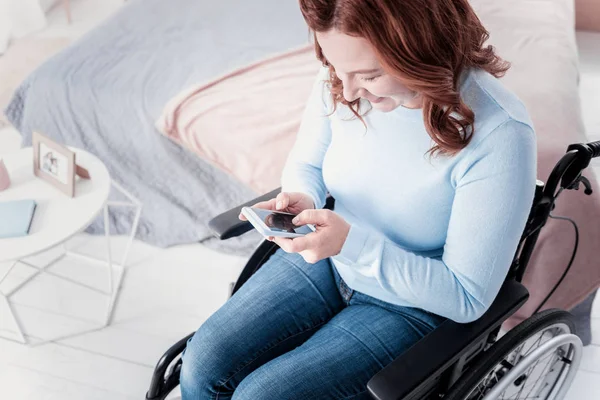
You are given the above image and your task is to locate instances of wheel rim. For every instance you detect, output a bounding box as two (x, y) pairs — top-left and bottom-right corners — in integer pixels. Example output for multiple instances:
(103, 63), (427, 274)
(464, 322), (574, 400)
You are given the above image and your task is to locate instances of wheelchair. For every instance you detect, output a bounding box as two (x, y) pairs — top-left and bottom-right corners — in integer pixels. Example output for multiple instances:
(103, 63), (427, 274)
(146, 140), (600, 400)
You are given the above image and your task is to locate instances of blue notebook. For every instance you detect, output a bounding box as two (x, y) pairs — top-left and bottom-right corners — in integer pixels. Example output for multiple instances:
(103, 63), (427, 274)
(0, 200), (37, 239)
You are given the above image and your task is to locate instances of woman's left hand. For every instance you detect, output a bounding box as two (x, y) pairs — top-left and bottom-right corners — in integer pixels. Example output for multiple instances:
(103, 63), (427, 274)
(268, 209), (351, 264)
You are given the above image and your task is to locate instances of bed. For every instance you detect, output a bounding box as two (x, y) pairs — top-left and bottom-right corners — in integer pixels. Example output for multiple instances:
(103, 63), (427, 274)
(4, 0), (313, 255)
(4, 0), (599, 329)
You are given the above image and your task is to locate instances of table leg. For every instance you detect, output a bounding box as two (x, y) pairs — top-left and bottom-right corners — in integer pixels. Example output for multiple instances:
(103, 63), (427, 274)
(102, 179), (142, 326)
(0, 181), (142, 344)
(0, 261), (27, 344)
(109, 179), (142, 268)
(0, 260), (18, 287)
(104, 206), (113, 294)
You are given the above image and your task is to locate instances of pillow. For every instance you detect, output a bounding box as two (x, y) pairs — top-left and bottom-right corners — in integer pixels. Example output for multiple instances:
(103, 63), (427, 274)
(156, 45), (322, 194)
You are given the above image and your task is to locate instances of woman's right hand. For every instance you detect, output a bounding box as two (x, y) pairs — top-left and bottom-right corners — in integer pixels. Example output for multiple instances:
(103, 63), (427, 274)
(238, 192), (316, 221)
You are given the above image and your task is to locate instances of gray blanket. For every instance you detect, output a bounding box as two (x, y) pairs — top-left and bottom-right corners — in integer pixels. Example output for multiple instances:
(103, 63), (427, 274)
(4, 0), (311, 256)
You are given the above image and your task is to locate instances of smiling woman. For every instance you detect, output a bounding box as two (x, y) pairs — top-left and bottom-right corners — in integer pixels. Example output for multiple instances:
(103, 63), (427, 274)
(300, 0), (511, 158)
(180, 0), (539, 398)
(314, 31), (422, 112)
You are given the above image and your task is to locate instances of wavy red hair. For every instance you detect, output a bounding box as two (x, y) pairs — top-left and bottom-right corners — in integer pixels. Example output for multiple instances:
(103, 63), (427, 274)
(298, 0), (510, 158)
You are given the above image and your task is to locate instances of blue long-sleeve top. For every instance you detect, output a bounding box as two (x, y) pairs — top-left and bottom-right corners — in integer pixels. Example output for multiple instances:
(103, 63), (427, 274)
(281, 66), (537, 323)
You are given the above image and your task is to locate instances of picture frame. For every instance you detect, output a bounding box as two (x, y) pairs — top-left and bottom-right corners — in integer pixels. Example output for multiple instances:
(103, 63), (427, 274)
(32, 131), (76, 197)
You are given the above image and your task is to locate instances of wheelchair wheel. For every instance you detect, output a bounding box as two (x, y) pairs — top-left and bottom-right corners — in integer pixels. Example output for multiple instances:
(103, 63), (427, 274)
(444, 309), (583, 400)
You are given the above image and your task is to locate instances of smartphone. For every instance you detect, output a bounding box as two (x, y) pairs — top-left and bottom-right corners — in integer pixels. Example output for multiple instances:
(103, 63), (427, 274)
(241, 207), (316, 238)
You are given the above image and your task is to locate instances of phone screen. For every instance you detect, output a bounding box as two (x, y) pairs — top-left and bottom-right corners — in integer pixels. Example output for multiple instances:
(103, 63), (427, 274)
(251, 208), (314, 235)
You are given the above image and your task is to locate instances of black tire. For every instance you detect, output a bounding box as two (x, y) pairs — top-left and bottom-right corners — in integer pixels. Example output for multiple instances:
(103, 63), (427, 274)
(444, 309), (576, 400)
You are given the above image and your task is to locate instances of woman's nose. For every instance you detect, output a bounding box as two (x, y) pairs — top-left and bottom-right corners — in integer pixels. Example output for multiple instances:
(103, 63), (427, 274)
(342, 79), (360, 103)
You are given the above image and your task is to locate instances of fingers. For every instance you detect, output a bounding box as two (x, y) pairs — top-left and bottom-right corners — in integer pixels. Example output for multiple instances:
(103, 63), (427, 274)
(275, 192), (289, 211)
(293, 209), (329, 226)
(254, 198), (276, 210)
(290, 236), (310, 252)
(270, 235), (310, 253)
(238, 198), (276, 220)
(269, 236), (290, 250)
(237, 192), (297, 221)
(270, 236), (322, 264)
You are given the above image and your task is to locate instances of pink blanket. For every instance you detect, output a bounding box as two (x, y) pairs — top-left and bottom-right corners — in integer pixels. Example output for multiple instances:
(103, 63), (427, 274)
(157, 0), (600, 322)
(576, 0), (600, 31)
(157, 46), (321, 195)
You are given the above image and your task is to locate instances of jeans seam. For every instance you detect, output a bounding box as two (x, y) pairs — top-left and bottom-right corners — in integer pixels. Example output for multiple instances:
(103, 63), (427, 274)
(214, 318), (330, 398)
(281, 255), (338, 316)
(341, 389), (368, 399)
(329, 323), (385, 369)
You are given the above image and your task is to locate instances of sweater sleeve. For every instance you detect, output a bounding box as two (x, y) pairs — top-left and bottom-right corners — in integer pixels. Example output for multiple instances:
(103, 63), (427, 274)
(280, 67), (332, 209)
(334, 120), (537, 323)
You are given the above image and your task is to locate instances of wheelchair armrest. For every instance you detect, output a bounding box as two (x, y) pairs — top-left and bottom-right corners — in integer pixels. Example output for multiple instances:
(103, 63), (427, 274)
(367, 280), (529, 400)
(208, 187), (282, 240)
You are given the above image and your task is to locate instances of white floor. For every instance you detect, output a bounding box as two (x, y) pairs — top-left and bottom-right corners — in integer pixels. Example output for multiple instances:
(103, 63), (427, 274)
(0, 0), (599, 398)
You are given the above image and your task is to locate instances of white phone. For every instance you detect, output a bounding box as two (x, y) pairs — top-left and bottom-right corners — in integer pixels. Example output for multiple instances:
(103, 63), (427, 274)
(241, 207), (316, 238)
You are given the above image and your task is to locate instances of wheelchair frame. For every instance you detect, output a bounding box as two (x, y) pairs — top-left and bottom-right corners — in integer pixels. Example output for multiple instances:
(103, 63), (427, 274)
(146, 141), (600, 400)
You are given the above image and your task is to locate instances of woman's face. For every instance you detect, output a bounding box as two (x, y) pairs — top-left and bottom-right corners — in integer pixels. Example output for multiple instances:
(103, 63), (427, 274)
(316, 30), (421, 112)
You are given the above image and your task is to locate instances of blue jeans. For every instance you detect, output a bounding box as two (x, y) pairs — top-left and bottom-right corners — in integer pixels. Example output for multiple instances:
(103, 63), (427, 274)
(180, 248), (446, 400)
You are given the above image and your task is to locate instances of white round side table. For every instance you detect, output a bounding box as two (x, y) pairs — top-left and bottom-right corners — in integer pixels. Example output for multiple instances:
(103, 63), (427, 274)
(0, 147), (142, 345)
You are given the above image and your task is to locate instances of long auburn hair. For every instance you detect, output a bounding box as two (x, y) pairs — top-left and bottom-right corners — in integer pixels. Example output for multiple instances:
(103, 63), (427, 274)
(298, 0), (510, 158)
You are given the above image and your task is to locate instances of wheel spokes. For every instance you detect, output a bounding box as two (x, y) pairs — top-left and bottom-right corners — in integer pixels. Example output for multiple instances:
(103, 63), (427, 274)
(465, 323), (572, 400)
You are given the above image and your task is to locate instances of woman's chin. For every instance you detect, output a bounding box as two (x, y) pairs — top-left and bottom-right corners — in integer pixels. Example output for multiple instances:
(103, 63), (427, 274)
(370, 98), (396, 112)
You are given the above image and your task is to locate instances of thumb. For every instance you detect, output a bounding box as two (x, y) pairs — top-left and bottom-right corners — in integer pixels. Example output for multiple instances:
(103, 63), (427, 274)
(293, 209), (326, 226)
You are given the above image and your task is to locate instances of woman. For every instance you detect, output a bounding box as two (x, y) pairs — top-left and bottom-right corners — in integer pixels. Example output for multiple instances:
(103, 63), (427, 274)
(180, 0), (537, 398)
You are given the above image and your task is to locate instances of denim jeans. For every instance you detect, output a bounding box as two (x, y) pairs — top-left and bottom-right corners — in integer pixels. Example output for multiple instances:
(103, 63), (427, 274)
(180, 248), (446, 400)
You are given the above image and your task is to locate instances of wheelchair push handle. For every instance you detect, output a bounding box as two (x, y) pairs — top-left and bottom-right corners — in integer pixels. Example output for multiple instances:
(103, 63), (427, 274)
(554, 140), (599, 194)
(511, 139), (599, 282)
(538, 140), (599, 199)
(585, 140), (600, 158)
(566, 140), (600, 165)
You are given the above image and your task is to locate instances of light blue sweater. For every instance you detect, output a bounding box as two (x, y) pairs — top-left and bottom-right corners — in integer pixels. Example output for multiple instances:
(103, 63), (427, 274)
(281, 66), (537, 323)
